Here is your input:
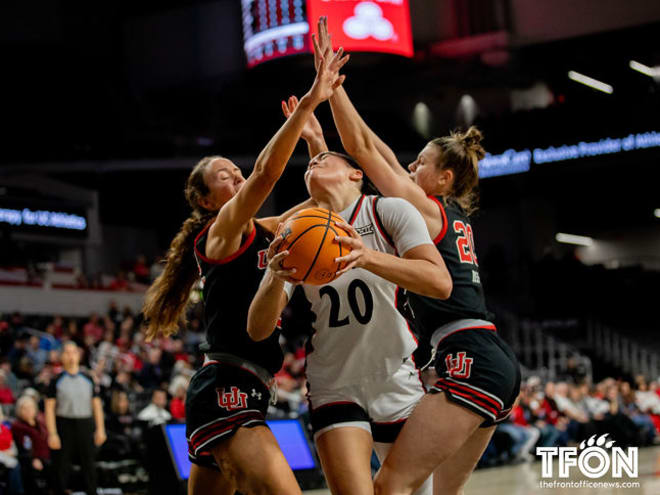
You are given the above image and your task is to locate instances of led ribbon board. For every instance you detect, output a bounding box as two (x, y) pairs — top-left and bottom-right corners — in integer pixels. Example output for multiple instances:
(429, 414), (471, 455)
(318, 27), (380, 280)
(242, 0), (310, 67)
(241, 0), (413, 67)
(478, 131), (660, 178)
(0, 206), (87, 232)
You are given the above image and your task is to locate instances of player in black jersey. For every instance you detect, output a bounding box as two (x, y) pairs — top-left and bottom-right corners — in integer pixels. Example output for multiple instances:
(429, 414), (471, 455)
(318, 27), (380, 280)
(314, 16), (521, 495)
(141, 44), (349, 495)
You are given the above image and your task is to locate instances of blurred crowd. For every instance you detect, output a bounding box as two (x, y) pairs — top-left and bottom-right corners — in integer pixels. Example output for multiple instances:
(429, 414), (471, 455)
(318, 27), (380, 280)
(1, 302), (659, 492)
(476, 374), (660, 468)
(0, 305), (309, 494)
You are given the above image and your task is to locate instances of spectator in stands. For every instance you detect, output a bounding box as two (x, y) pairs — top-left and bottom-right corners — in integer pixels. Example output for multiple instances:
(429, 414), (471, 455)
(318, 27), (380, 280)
(38, 326), (60, 353)
(137, 348), (164, 389)
(45, 341), (106, 495)
(137, 389), (171, 427)
(50, 316), (65, 340)
(0, 359), (19, 398)
(12, 395), (51, 494)
(104, 390), (139, 460)
(554, 382), (596, 442)
(0, 369), (15, 405)
(132, 255), (150, 285)
(108, 271), (129, 291)
(0, 407), (23, 495)
(83, 313), (103, 342)
(63, 319), (83, 347)
(169, 381), (187, 423)
(27, 336), (48, 373)
(7, 333), (29, 374)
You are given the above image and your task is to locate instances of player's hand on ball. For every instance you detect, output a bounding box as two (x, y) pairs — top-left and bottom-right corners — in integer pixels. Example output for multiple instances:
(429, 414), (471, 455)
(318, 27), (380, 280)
(334, 222), (370, 274)
(267, 233), (301, 284)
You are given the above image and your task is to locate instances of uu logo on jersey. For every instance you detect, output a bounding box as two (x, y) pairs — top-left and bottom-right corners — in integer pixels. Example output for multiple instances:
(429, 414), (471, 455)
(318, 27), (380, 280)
(537, 434), (638, 479)
(216, 386), (248, 412)
(445, 352), (473, 379)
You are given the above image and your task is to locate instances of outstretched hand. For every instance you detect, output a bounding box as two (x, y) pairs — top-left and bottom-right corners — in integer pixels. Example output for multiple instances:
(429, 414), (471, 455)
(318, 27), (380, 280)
(334, 222), (371, 275)
(308, 40), (349, 103)
(282, 95), (323, 142)
(313, 16), (333, 71)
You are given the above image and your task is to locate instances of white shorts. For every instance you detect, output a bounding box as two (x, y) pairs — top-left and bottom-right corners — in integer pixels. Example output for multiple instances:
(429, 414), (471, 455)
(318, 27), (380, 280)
(308, 357), (426, 442)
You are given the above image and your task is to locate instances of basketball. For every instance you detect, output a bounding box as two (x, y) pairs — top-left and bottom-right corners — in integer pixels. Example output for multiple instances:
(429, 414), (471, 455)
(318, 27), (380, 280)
(275, 208), (352, 285)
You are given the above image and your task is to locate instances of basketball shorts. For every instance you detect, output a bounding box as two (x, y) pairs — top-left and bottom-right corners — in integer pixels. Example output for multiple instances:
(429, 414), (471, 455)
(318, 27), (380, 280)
(308, 357), (426, 443)
(186, 359), (272, 470)
(430, 326), (521, 427)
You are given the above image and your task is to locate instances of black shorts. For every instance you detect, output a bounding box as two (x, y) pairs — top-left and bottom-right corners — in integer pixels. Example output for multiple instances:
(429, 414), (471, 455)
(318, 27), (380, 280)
(186, 361), (271, 469)
(309, 402), (406, 443)
(430, 328), (521, 427)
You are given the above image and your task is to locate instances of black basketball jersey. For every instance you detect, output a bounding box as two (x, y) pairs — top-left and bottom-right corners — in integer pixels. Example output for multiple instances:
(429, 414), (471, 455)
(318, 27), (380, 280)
(408, 196), (492, 339)
(193, 220), (283, 375)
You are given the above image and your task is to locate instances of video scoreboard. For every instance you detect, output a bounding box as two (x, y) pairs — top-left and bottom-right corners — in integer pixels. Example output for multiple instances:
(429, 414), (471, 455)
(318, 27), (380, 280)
(241, 0), (413, 67)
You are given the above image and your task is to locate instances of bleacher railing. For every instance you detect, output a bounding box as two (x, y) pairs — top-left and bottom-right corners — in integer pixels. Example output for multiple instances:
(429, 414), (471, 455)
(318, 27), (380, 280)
(586, 320), (660, 380)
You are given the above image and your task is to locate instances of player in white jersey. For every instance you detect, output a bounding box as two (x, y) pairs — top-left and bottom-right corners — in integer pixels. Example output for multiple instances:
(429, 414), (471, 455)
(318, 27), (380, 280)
(247, 150), (452, 495)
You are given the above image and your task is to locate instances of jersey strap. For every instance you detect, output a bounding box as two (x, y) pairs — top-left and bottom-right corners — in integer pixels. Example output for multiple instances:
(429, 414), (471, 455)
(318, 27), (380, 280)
(194, 222), (257, 265)
(348, 194), (366, 225)
(427, 195), (448, 244)
(371, 197), (395, 250)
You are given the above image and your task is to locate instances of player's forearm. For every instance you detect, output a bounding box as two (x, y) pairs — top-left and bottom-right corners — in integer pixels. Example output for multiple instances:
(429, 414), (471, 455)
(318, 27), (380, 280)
(363, 250), (451, 299)
(247, 272), (287, 341)
(253, 95), (319, 182)
(305, 133), (329, 158)
(330, 87), (406, 176)
(329, 86), (373, 158)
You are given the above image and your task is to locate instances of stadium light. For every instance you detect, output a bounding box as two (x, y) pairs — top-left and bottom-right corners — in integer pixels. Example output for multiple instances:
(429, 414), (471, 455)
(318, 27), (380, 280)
(654, 208), (660, 218)
(629, 60), (660, 78)
(568, 71), (613, 94)
(555, 233), (594, 247)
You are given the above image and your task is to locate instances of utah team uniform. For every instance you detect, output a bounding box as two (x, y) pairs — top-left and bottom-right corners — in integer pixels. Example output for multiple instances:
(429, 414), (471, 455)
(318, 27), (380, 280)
(185, 220), (280, 469)
(285, 194), (431, 442)
(408, 196), (521, 426)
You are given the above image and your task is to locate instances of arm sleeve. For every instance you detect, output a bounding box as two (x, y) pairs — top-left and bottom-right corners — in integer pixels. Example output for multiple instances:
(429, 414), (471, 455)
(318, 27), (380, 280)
(376, 197), (433, 256)
(46, 374), (59, 399)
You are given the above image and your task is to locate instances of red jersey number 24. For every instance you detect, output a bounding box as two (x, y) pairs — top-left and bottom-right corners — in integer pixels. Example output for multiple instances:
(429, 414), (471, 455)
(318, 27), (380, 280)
(453, 221), (478, 266)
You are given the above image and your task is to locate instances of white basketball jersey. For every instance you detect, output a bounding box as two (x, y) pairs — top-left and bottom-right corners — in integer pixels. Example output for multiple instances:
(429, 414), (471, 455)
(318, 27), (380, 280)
(300, 194), (431, 390)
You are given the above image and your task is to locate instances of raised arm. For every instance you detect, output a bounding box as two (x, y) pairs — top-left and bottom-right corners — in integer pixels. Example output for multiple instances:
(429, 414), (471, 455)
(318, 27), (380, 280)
(282, 95), (328, 159)
(209, 46), (349, 245)
(313, 18), (440, 228)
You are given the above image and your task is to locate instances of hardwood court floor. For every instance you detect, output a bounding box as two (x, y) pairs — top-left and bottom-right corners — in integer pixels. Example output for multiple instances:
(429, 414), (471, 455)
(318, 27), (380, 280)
(304, 446), (660, 495)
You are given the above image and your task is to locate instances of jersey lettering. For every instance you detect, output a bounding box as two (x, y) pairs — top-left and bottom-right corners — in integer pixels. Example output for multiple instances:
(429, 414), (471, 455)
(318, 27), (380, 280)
(319, 279), (374, 327)
(216, 386), (248, 411)
(445, 352), (474, 379)
(453, 220), (477, 265)
(257, 249), (268, 270)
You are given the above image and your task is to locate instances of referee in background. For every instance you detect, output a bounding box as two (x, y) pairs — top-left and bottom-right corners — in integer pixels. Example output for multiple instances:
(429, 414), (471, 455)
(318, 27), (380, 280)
(45, 341), (106, 495)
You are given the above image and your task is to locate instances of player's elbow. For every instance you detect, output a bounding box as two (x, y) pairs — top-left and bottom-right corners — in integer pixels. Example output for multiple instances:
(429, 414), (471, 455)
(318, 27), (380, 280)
(427, 271), (453, 300)
(342, 132), (375, 159)
(252, 158), (281, 184)
(247, 317), (276, 342)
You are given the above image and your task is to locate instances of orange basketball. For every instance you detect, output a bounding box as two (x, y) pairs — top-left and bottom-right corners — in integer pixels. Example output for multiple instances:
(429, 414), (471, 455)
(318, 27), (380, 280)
(275, 208), (351, 285)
